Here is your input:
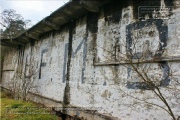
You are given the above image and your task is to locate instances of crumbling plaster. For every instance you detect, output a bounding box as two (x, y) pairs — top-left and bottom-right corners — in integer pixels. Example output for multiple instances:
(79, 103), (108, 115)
(1, 1), (180, 120)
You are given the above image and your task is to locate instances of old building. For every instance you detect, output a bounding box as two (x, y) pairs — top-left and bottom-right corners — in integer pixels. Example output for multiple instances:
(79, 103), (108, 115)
(1, 0), (180, 119)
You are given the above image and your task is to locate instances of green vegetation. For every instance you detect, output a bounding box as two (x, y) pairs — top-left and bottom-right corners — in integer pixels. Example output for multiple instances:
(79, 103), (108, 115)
(0, 90), (59, 120)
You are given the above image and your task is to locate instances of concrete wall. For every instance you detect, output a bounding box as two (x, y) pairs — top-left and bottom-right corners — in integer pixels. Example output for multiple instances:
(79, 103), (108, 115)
(1, 0), (180, 119)
(1, 47), (17, 87)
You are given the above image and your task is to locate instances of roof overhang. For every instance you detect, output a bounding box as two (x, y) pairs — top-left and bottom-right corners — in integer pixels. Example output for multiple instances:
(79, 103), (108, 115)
(0, 0), (110, 47)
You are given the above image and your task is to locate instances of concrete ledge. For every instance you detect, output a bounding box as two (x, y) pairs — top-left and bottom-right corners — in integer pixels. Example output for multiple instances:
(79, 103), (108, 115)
(1, 86), (118, 120)
(94, 56), (180, 66)
(27, 92), (118, 120)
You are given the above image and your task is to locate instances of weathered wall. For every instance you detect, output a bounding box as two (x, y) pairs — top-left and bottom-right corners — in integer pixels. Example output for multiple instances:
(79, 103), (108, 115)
(1, 47), (17, 87)
(26, 26), (70, 101)
(1, 0), (180, 120)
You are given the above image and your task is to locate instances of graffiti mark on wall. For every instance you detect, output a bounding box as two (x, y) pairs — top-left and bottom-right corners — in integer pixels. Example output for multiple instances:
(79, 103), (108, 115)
(126, 19), (169, 89)
(63, 43), (69, 83)
(126, 62), (170, 89)
(39, 49), (48, 79)
(126, 19), (168, 59)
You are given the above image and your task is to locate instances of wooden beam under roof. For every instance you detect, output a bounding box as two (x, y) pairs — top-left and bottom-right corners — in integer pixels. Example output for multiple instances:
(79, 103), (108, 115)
(9, 39), (25, 46)
(1, 39), (25, 46)
(80, 1), (99, 12)
(26, 32), (39, 40)
(1, 0), (110, 48)
(42, 19), (59, 30)
(0, 40), (18, 48)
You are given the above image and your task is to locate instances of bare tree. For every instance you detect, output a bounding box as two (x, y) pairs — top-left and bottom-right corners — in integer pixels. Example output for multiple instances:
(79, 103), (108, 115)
(95, 20), (180, 120)
(9, 54), (38, 101)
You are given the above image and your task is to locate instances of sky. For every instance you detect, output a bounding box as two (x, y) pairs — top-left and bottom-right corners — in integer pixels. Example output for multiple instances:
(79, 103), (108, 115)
(0, 0), (69, 27)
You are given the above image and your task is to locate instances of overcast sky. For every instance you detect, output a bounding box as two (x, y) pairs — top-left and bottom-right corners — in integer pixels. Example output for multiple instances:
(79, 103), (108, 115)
(0, 0), (68, 27)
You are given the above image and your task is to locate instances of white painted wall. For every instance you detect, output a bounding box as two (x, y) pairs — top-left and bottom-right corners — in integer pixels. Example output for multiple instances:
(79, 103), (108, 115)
(1, 2), (180, 120)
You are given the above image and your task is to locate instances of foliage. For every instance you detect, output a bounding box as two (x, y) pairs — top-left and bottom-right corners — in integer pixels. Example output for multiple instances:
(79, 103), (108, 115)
(0, 9), (31, 39)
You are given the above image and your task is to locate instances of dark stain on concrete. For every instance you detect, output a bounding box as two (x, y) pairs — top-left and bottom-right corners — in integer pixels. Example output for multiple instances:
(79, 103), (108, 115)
(132, 0), (161, 20)
(89, 12), (98, 63)
(87, 12), (99, 33)
(103, 1), (129, 23)
(81, 12), (99, 84)
(103, 81), (107, 86)
(63, 20), (76, 105)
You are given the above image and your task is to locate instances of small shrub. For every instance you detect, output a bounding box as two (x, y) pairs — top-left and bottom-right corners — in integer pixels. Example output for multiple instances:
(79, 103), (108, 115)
(11, 103), (23, 108)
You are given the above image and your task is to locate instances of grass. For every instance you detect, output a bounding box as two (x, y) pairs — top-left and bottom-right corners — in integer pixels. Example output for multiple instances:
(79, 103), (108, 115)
(0, 90), (59, 120)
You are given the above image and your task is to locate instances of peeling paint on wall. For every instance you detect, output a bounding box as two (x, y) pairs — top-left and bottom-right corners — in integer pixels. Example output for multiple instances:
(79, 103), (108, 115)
(1, 1), (180, 120)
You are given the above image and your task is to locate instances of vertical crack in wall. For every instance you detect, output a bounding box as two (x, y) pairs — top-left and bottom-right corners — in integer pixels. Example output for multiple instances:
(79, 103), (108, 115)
(63, 21), (76, 105)
(39, 52), (43, 79)
(81, 16), (89, 84)
(85, 12), (98, 106)
(17, 46), (25, 74)
(30, 40), (34, 68)
(82, 12), (99, 84)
